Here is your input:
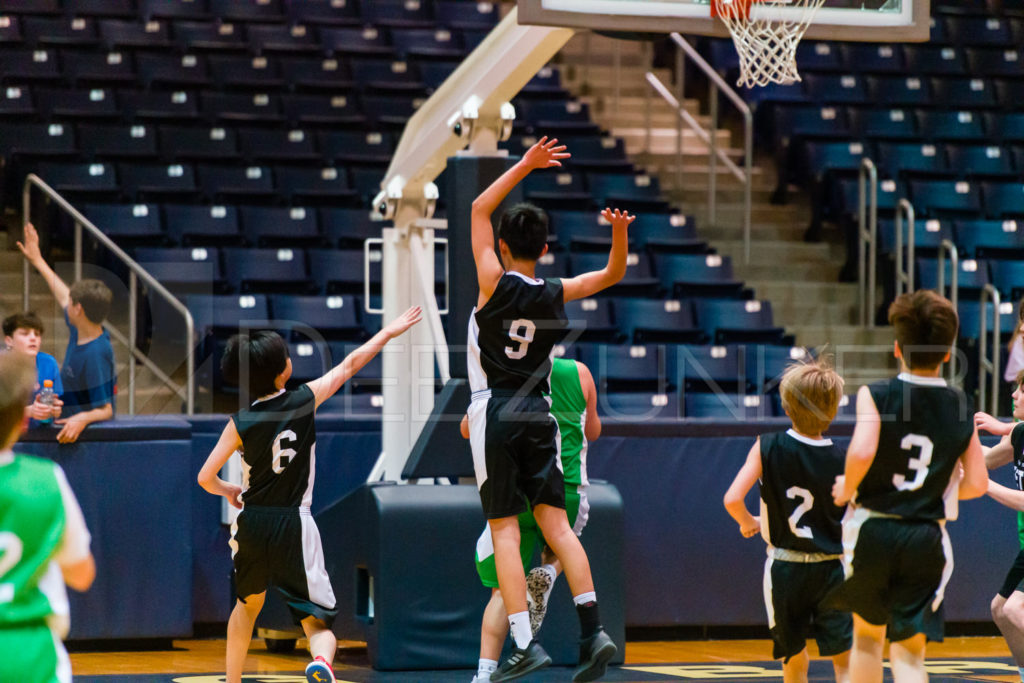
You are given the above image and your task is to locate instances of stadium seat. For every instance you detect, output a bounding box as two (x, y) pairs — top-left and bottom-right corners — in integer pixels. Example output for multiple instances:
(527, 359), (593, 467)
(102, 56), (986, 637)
(282, 92), (364, 126)
(222, 247), (313, 294)
(208, 55), (285, 90)
(208, 0), (285, 22)
(917, 109), (986, 141)
(119, 162), (200, 202)
(874, 142), (949, 178)
(172, 20), (247, 52)
(570, 251), (661, 297)
(83, 203), (164, 245)
(804, 73), (868, 104)
(586, 172), (669, 213)
(841, 43), (905, 73)
(142, 0), (212, 20)
(197, 164), (276, 203)
(245, 23), (320, 55)
(695, 299), (785, 345)
(563, 298), (620, 344)
(270, 294), (364, 341)
(319, 208), (384, 248)
(955, 218), (1024, 258)
(947, 144), (1014, 178)
(308, 248), (373, 295)
(136, 52), (210, 88)
(683, 392), (768, 420)
(866, 76), (933, 107)
(63, 49), (138, 85)
(741, 344), (812, 394)
(653, 253), (744, 299)
(275, 166), (357, 206)
(164, 203), (242, 245)
(134, 246), (224, 292)
(534, 251), (570, 279)
(916, 256), (990, 293)
(79, 123), (160, 159)
(186, 293), (271, 336)
(0, 48), (60, 84)
(120, 89), (202, 121)
(238, 127), (319, 163)
(201, 92), (286, 123)
(34, 161), (119, 201)
(946, 15), (1015, 45)
(159, 125), (240, 161)
(905, 44), (967, 75)
(329, 341), (384, 392)
(877, 217), (953, 254)
(967, 46), (1024, 76)
(601, 392), (681, 421)
(982, 181), (1024, 218)
(435, 1), (500, 30)
(286, 0), (361, 26)
(391, 28), (465, 59)
(795, 41), (844, 71)
(23, 16), (99, 46)
(614, 298), (706, 345)
(36, 86), (119, 118)
(0, 122), (75, 158)
(280, 56), (355, 92)
(990, 260), (1024, 300)
(286, 340), (332, 383)
(361, 0), (434, 28)
(933, 77), (997, 108)
(848, 107), (919, 140)
(350, 58), (425, 93)
(318, 130), (394, 165)
(909, 179), (983, 217)
(240, 205), (321, 247)
(576, 343), (671, 393)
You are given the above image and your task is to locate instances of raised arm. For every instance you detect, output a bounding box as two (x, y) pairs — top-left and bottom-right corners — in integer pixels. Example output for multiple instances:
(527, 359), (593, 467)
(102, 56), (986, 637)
(958, 428), (988, 500)
(471, 136), (569, 301)
(988, 478), (1024, 511)
(577, 360), (601, 442)
(834, 385), (880, 506)
(976, 411), (1015, 437)
(723, 438), (763, 538)
(305, 306), (422, 408)
(17, 222), (70, 309)
(983, 431), (1014, 469)
(560, 208), (634, 302)
(197, 418), (244, 509)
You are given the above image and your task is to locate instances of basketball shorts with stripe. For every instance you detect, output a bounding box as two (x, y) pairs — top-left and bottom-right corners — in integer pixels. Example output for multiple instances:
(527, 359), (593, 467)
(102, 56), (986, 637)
(764, 558), (851, 662)
(999, 548), (1024, 599)
(468, 393), (566, 520)
(230, 505), (338, 626)
(828, 517), (948, 642)
(0, 623), (71, 683)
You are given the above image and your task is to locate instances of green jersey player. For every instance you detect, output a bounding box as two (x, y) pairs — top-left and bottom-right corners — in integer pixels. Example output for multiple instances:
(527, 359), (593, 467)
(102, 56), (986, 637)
(0, 352), (94, 683)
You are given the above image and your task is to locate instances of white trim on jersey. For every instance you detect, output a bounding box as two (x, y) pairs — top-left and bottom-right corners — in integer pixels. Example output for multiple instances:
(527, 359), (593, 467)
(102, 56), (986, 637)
(548, 393), (564, 475)
(468, 398), (489, 490)
(301, 442), (316, 510)
(53, 465), (91, 567)
(759, 497), (772, 546)
(507, 270), (544, 285)
(0, 449), (12, 466)
(841, 505), (872, 579)
(251, 388), (286, 405)
(52, 628), (71, 683)
(39, 562), (70, 639)
(572, 486), (590, 536)
(467, 310), (488, 393)
(897, 372), (948, 387)
(763, 555), (776, 629)
(785, 429), (833, 447)
(476, 524), (495, 562)
(228, 518), (239, 559)
(300, 510), (337, 610)
(933, 520), (954, 612)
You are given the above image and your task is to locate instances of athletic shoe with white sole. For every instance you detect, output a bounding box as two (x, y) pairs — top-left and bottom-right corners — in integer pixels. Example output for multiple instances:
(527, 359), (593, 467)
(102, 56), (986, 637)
(305, 655), (336, 683)
(526, 567), (554, 635)
(489, 640), (552, 682)
(572, 629), (616, 682)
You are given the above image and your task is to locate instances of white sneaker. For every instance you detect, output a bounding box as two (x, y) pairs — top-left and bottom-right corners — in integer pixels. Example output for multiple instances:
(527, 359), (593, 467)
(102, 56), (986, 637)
(526, 566), (555, 635)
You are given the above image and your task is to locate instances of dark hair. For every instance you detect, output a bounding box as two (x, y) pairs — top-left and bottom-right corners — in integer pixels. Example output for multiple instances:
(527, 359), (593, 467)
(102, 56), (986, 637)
(497, 203), (548, 261)
(0, 352), (35, 445)
(221, 331), (289, 399)
(888, 289), (959, 370)
(3, 311), (44, 337)
(69, 279), (113, 324)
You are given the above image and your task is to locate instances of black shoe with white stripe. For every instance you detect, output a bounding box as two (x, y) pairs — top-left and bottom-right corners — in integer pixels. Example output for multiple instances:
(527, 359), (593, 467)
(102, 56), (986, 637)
(572, 629), (616, 682)
(489, 640), (551, 682)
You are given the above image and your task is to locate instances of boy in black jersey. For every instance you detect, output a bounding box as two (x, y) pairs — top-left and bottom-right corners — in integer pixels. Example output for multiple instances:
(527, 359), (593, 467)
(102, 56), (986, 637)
(724, 356), (851, 683)
(974, 371), (1024, 680)
(197, 306), (421, 683)
(468, 136), (633, 682)
(830, 290), (987, 682)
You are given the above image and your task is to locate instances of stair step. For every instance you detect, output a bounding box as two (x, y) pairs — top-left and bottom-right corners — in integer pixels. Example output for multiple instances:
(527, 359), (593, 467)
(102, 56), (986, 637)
(705, 223), (810, 242)
(734, 262), (842, 283)
(715, 239), (841, 264)
(614, 127), (732, 155)
(789, 324), (895, 347)
(744, 281), (860, 306)
(769, 302), (859, 327)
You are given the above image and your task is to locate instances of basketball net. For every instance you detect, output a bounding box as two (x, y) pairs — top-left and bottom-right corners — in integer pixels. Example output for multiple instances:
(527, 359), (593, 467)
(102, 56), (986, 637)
(712, 0), (826, 88)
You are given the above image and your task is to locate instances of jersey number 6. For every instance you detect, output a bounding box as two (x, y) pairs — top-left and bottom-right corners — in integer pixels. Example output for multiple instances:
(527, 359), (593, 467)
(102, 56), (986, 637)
(505, 319), (536, 360)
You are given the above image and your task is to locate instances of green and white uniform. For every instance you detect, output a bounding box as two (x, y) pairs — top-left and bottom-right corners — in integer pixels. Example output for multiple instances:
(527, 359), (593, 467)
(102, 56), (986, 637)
(0, 450), (91, 683)
(475, 358), (590, 587)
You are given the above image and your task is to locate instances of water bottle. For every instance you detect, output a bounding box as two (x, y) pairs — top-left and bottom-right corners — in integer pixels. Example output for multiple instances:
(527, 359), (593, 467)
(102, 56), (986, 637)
(37, 380), (55, 425)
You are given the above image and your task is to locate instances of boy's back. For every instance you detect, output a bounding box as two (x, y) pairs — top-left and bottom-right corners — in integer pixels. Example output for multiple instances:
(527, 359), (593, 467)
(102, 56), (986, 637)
(858, 374), (974, 520)
(234, 384), (316, 507)
(760, 430), (845, 556)
(469, 272), (566, 396)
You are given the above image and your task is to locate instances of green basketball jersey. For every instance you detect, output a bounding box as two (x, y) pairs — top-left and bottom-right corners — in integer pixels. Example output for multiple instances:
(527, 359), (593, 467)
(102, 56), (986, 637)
(548, 358), (588, 487)
(0, 453), (68, 629)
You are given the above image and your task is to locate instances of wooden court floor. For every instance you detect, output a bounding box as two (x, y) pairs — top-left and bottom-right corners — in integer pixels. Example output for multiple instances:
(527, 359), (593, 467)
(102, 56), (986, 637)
(70, 637), (1023, 682)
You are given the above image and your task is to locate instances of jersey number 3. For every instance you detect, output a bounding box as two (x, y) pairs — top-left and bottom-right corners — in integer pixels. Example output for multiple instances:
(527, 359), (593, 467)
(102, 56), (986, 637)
(505, 319), (536, 360)
(893, 433), (934, 491)
(0, 531), (24, 604)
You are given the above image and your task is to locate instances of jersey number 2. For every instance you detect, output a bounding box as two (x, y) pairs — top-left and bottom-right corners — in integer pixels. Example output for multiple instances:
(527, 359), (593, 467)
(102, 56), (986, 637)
(505, 319), (536, 360)
(893, 433), (934, 491)
(786, 486), (814, 539)
(0, 531), (24, 604)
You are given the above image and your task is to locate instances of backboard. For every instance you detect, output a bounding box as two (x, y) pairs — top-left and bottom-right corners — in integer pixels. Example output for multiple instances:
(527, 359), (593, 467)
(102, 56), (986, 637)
(518, 0), (931, 42)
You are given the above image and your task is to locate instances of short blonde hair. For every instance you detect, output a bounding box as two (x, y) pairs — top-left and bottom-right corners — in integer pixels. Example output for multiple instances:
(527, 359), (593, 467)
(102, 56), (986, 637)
(779, 354), (844, 436)
(0, 352), (36, 446)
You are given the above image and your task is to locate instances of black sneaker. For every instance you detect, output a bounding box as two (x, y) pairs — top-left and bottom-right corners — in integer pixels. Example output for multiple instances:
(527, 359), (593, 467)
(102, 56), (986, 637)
(572, 629), (616, 682)
(490, 640), (552, 682)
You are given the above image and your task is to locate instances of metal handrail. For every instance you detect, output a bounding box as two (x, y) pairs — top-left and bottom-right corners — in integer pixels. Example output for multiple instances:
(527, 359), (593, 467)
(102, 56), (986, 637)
(857, 159), (878, 328)
(643, 33), (753, 263)
(894, 198), (915, 298)
(22, 174), (194, 415)
(937, 239), (959, 382)
(979, 284), (1002, 415)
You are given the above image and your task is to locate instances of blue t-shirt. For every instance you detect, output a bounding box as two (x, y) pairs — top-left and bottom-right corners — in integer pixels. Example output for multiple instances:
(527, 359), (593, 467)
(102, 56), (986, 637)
(61, 310), (115, 417)
(28, 351), (63, 429)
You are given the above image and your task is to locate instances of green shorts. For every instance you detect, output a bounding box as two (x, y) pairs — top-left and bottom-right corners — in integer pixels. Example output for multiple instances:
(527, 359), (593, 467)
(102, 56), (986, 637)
(475, 485), (589, 588)
(0, 623), (69, 683)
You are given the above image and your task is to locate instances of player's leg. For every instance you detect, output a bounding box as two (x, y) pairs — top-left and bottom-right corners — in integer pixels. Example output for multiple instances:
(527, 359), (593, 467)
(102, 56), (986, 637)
(831, 650), (851, 683)
(993, 550), (1024, 671)
(849, 614), (885, 683)
(529, 487), (585, 634)
(226, 591), (265, 683)
(476, 589), (509, 682)
(888, 633), (927, 683)
(812, 560), (852, 683)
(301, 616), (337, 683)
(782, 648), (809, 683)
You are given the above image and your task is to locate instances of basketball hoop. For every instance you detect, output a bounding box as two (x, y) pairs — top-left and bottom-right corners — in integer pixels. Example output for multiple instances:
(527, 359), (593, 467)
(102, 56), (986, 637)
(712, 0), (826, 88)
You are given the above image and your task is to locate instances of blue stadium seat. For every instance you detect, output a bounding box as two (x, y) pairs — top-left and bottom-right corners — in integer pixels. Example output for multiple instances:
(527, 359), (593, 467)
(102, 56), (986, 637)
(601, 392), (680, 421)
(308, 248), (372, 294)
(119, 162), (199, 202)
(350, 58), (424, 93)
(222, 247), (312, 293)
(848, 107), (918, 140)
(270, 294), (364, 341)
(801, 139), (871, 184)
(136, 52), (210, 88)
(99, 18), (174, 48)
(875, 142), (948, 178)
(957, 299), (1016, 341)
(320, 26), (392, 56)
(916, 257), (990, 292)
(877, 217), (953, 254)
(990, 260), (1024, 300)
(198, 164), (276, 202)
(586, 172), (668, 213)
(208, 55), (285, 90)
(318, 130), (394, 165)
(349, 167), (386, 204)
(917, 109), (986, 141)
(79, 123), (159, 159)
(286, 340), (332, 383)
(982, 181), (1024, 218)
(286, 0), (361, 26)
(534, 251), (569, 279)
(186, 293), (271, 335)
(245, 23), (320, 54)
(142, 0), (211, 20)
(795, 41), (844, 71)
(614, 298), (705, 345)
(524, 170), (591, 211)
(282, 93), (364, 126)
(547, 210), (613, 252)
(34, 161), (119, 201)
(172, 20), (247, 52)
(946, 15), (1015, 46)
(522, 65), (566, 96)
(208, 0), (285, 22)
(36, 86), (119, 119)
(696, 299), (785, 345)
(632, 213), (704, 252)
(200, 92), (285, 123)
(576, 343), (671, 393)
(986, 112), (1024, 142)
(947, 144), (1014, 178)
(933, 77), (997, 108)
(516, 99), (599, 135)
(653, 253), (744, 298)
(238, 127), (318, 163)
(241, 206), (321, 247)
(23, 16), (99, 46)
(563, 298), (620, 344)
(954, 218), (1024, 258)
(275, 166), (357, 206)
(361, 0), (433, 27)
(134, 246), (224, 292)
(741, 344), (812, 394)
(361, 93), (424, 128)
(866, 76), (933, 107)
(391, 28), (465, 59)
(909, 179), (983, 217)
(318, 391), (384, 418)
(164, 203), (242, 245)
(683, 392), (768, 420)
(279, 57), (355, 92)
(418, 60), (460, 89)
(120, 89), (201, 122)
(834, 177), (903, 223)
(803, 73), (868, 104)
(905, 45), (967, 75)
(319, 208), (382, 248)
(570, 251), (660, 297)
(159, 124), (240, 161)
(328, 341), (384, 392)
(675, 344), (746, 394)
(772, 105), (851, 146)
(0, 122), (75, 158)
(967, 47), (1024, 76)
(63, 49), (137, 85)
(435, 1), (500, 30)
(841, 43), (905, 73)
(84, 203), (164, 244)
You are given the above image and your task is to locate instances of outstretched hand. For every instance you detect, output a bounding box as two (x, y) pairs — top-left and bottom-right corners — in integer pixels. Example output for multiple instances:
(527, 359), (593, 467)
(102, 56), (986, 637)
(601, 207), (636, 230)
(383, 306), (423, 339)
(976, 411), (1014, 436)
(16, 222), (42, 264)
(522, 136), (570, 171)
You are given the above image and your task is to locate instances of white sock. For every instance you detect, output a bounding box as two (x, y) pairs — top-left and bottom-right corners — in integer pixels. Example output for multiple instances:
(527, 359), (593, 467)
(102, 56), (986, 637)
(573, 591), (597, 606)
(477, 658), (498, 680)
(508, 611), (532, 649)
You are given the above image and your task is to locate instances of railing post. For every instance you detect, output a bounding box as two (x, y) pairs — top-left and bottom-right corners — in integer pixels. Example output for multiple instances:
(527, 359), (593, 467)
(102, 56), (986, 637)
(645, 68), (653, 156)
(743, 108), (752, 265)
(74, 221), (82, 281)
(858, 159), (878, 328)
(895, 198), (915, 297)
(979, 284), (1002, 413)
(937, 239), (959, 382)
(21, 181), (30, 311)
(582, 32), (591, 94)
(129, 270), (137, 416)
(708, 78), (718, 228)
(613, 39), (621, 123)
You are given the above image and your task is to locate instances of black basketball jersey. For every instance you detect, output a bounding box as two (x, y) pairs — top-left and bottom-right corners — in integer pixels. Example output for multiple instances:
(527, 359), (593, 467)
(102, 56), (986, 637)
(856, 374), (974, 520)
(759, 429), (846, 555)
(233, 384), (317, 508)
(468, 271), (567, 395)
(1010, 422), (1024, 491)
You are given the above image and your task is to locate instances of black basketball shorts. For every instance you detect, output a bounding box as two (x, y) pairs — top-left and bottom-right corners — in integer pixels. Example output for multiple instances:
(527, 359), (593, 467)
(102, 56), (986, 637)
(999, 548), (1024, 599)
(230, 505), (338, 626)
(829, 513), (950, 643)
(467, 391), (566, 519)
(765, 557), (852, 662)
